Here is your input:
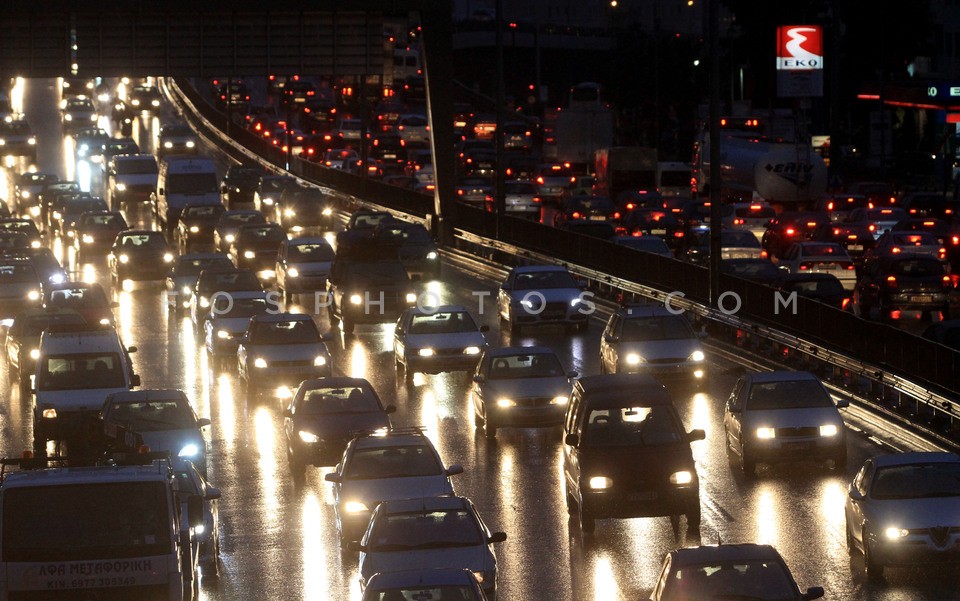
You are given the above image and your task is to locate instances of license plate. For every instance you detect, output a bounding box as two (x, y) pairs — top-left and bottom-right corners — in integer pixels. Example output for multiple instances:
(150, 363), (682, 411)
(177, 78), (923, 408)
(383, 153), (396, 159)
(910, 295), (934, 303)
(651, 229), (667, 235)
(783, 441), (811, 451)
(628, 491), (658, 501)
(590, 216), (607, 221)
(848, 244), (863, 251)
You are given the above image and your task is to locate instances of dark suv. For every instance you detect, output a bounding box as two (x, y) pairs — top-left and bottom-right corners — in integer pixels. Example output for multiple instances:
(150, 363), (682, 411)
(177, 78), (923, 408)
(562, 374), (704, 534)
(854, 254), (952, 321)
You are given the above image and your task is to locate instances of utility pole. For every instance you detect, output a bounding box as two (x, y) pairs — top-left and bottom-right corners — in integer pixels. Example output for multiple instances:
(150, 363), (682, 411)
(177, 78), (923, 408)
(708, 0), (722, 305)
(494, 0), (506, 239)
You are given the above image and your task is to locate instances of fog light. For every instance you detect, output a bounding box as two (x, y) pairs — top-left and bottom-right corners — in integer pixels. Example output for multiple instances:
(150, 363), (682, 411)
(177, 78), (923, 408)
(670, 470), (693, 485)
(819, 424), (839, 437)
(885, 527), (909, 540)
(588, 476), (613, 490)
(756, 427), (776, 439)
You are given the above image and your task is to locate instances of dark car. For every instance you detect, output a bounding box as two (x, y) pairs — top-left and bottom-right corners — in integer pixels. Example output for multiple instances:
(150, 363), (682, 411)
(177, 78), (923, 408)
(275, 186), (336, 232)
(810, 222), (876, 267)
(108, 229), (175, 286)
(47, 191), (94, 235)
(853, 254), (952, 321)
(229, 223), (288, 278)
(20, 247), (67, 286)
(128, 84), (163, 112)
(775, 272), (847, 310)
(562, 374), (705, 533)
(373, 221), (440, 281)
(42, 281), (116, 326)
(554, 195), (619, 228)
(0, 219), (42, 250)
(175, 203), (226, 253)
(370, 134), (406, 169)
(37, 181), (80, 232)
(157, 124), (199, 158)
(13, 172), (58, 219)
(720, 258), (782, 286)
(58, 196), (109, 241)
(73, 211), (128, 264)
(283, 377), (395, 476)
(213, 210), (267, 253)
(4, 308), (86, 395)
(219, 165), (266, 209)
(165, 252), (236, 317)
(761, 211), (830, 259)
(99, 138), (141, 164)
(619, 209), (682, 243)
(253, 175), (299, 214)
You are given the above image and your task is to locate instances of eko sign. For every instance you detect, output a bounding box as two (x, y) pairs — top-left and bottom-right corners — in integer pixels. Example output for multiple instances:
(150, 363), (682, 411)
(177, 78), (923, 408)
(776, 25), (824, 98)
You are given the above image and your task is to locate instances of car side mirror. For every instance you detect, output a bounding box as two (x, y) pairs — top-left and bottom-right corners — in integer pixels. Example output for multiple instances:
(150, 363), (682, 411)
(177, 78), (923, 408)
(205, 486), (222, 501)
(187, 496), (204, 528)
(384, 404), (397, 414)
(802, 586), (825, 601)
(127, 346), (138, 353)
(324, 473), (340, 483)
(197, 418), (211, 428)
(603, 334), (619, 343)
(564, 433), (579, 447)
(446, 464), (464, 477)
(346, 541), (363, 553)
(687, 429), (706, 442)
(488, 531), (507, 544)
(129, 374), (141, 387)
(479, 325), (490, 333)
(836, 399), (849, 409)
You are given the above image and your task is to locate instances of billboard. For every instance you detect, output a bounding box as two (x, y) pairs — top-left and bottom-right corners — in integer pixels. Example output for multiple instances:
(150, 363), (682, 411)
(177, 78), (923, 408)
(776, 25), (824, 97)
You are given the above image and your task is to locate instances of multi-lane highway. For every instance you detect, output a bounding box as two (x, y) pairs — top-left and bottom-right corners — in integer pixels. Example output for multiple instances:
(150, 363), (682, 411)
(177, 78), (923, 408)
(1, 77), (958, 601)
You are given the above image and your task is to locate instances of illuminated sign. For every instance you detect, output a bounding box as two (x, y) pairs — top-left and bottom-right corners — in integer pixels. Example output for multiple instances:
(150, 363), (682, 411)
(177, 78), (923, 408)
(776, 25), (824, 71)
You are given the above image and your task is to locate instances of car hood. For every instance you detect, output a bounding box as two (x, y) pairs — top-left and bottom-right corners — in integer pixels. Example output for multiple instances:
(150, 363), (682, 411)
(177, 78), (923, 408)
(479, 376), (571, 400)
(862, 496), (960, 529)
(295, 412), (390, 438)
(114, 173), (158, 186)
(741, 406), (843, 429)
(0, 282), (37, 300)
(402, 332), (487, 351)
(360, 545), (493, 583)
(617, 339), (702, 362)
(287, 260), (332, 274)
(340, 476), (454, 507)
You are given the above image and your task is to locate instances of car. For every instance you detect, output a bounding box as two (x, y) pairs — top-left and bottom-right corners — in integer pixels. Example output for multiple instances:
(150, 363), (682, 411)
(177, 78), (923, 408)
(355, 497), (505, 597)
(171, 459), (222, 576)
(189, 268), (262, 333)
(228, 222), (288, 280)
(774, 272), (847, 310)
(720, 201), (777, 241)
(777, 241), (857, 290)
(99, 138), (141, 166)
(360, 569), (487, 601)
(57, 196), (109, 242)
(921, 319), (960, 351)
(42, 281), (116, 326)
(372, 221), (441, 281)
(599, 304), (706, 383)
(395, 114), (429, 145)
(0, 219), (42, 249)
(236, 312), (332, 399)
(562, 374), (705, 533)
(127, 84), (163, 112)
(871, 230), (946, 262)
(723, 370), (848, 476)
(0, 116), (37, 159)
(73, 211), (128, 264)
(213, 80), (251, 110)
(323, 428), (463, 544)
(72, 127), (110, 163)
(810, 222), (877, 267)
(283, 377), (395, 475)
(107, 154), (159, 209)
(847, 207), (908, 240)
(219, 165), (266, 209)
(213, 209), (267, 253)
(275, 237), (335, 305)
(322, 149), (362, 173)
(720, 258), (782, 286)
(275, 186), (336, 233)
(0, 260), (42, 321)
(13, 172), (58, 219)
(37, 181), (80, 232)
(611, 235), (673, 257)
(370, 133), (407, 169)
(393, 305), (488, 381)
(470, 346), (575, 438)
(60, 96), (98, 131)
(253, 175), (299, 213)
(157, 124), (199, 158)
(902, 191), (960, 220)
(554, 195), (618, 227)
(4, 308), (85, 395)
(165, 252), (236, 317)
(497, 265), (589, 334)
(175, 203), (226, 253)
(649, 543), (824, 601)
(347, 210), (396, 232)
(816, 193), (871, 222)
(618, 208), (682, 242)
(675, 227), (765, 264)
(455, 177), (494, 206)
(108, 230), (175, 288)
(20, 248), (67, 286)
(535, 163), (575, 203)
(853, 254), (952, 321)
(202, 290), (270, 362)
(761, 211), (830, 259)
(845, 452), (960, 581)
(101, 389), (211, 474)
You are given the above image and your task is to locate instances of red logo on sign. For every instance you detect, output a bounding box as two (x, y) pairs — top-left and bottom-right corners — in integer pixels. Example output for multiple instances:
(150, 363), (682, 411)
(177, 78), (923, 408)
(777, 25), (823, 70)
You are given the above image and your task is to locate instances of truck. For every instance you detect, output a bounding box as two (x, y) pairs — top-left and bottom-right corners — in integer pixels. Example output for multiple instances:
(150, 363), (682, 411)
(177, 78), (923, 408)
(593, 147), (659, 203)
(152, 155), (220, 236)
(0, 452), (204, 600)
(552, 106), (615, 170)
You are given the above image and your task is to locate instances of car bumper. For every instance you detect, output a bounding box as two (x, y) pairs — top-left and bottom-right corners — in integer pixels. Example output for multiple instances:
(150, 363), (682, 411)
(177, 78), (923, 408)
(117, 264), (169, 281)
(114, 185), (154, 202)
(872, 537), (960, 566)
(249, 365), (332, 388)
(488, 403), (566, 427)
(406, 353), (482, 374)
(750, 436), (845, 462)
(582, 485), (699, 519)
(294, 439), (349, 467)
(620, 362), (706, 380)
(284, 275), (328, 293)
(885, 293), (949, 311)
(512, 310), (588, 327)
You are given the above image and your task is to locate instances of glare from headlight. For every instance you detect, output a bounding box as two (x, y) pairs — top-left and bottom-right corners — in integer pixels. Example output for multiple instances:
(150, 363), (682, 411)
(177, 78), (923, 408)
(118, 254), (129, 263)
(243, 250), (255, 259)
(670, 470), (693, 485)
(463, 346), (481, 355)
(178, 443), (199, 458)
(418, 348), (435, 357)
(254, 357), (268, 368)
(49, 272), (65, 284)
(322, 207), (333, 216)
(181, 285), (192, 295)
(885, 527), (909, 539)
(288, 267), (299, 278)
(27, 137), (36, 145)
(588, 476), (613, 490)
(151, 99), (160, 107)
(199, 297), (209, 308)
(163, 253), (174, 263)
(29, 348), (40, 360)
(625, 353), (643, 365)
(819, 424), (839, 437)
(21, 190), (30, 198)
(82, 234), (95, 244)
(217, 330), (230, 339)
(496, 398), (515, 408)
(405, 292), (417, 303)
(27, 290), (40, 301)
(225, 234), (235, 243)
(262, 197), (274, 205)
(756, 427), (776, 439)
(194, 524), (205, 535)
(115, 183), (126, 191)
(186, 141), (196, 148)
(29, 206), (40, 217)
(550, 395), (568, 405)
(99, 318), (110, 325)
(64, 114), (73, 121)
(189, 226), (199, 233)
(298, 430), (320, 443)
(349, 294), (363, 305)
(313, 355), (327, 367)
(426, 251), (438, 260)
(164, 141), (173, 148)
(284, 208), (295, 217)
(89, 114), (98, 121)
(343, 501), (368, 513)
(689, 350), (705, 362)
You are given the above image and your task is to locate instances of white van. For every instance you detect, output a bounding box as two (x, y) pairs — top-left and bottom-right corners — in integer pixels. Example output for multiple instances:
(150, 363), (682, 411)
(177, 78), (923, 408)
(393, 49), (421, 82)
(153, 155), (220, 234)
(657, 161), (693, 198)
(32, 323), (139, 454)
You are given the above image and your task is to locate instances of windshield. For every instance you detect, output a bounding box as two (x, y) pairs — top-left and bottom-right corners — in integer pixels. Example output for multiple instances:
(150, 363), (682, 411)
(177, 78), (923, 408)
(343, 444), (442, 480)
(582, 405), (683, 447)
(104, 142), (137, 154)
(223, 212), (265, 226)
(39, 352), (126, 390)
(3, 482), (171, 562)
(199, 272), (261, 292)
(82, 214), (125, 228)
(871, 462), (960, 500)
(176, 257), (234, 277)
(621, 315), (695, 341)
(746, 380), (833, 410)
(367, 587), (477, 601)
(662, 560), (796, 601)
(240, 226), (286, 244)
(0, 264), (38, 283)
(48, 286), (108, 308)
(167, 173), (217, 195)
(115, 158), (158, 175)
(119, 233), (166, 249)
(380, 227), (432, 244)
(214, 296), (268, 318)
(249, 319), (319, 344)
(289, 243), (334, 262)
(891, 259), (947, 277)
(722, 231), (761, 247)
(183, 205), (225, 219)
(348, 262), (409, 283)
(409, 311), (478, 335)
(512, 270), (578, 290)
(300, 385), (381, 414)
(105, 399), (195, 431)
(369, 509), (483, 551)
(487, 353), (563, 379)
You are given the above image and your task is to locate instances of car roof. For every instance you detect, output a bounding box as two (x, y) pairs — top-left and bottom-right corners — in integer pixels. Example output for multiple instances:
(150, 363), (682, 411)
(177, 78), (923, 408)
(744, 370), (820, 384)
(406, 304), (468, 315)
(574, 374), (672, 406)
(380, 495), (470, 514)
(669, 543), (785, 566)
(365, 568), (479, 590)
(286, 236), (331, 246)
(484, 345), (556, 358)
(871, 452), (960, 467)
(298, 376), (372, 390)
(353, 430), (433, 449)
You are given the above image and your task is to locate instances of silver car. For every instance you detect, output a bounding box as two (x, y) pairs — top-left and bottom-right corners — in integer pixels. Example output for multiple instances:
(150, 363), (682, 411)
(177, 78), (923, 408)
(394, 305), (488, 382)
(497, 265), (589, 334)
(599, 305), (706, 383)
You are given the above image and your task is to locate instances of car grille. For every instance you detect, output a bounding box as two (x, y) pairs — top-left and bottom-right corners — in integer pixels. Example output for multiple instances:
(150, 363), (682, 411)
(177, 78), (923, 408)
(541, 301), (567, 319)
(515, 396), (554, 407)
(270, 359), (313, 368)
(646, 358), (686, 365)
(775, 426), (818, 438)
(926, 526), (960, 547)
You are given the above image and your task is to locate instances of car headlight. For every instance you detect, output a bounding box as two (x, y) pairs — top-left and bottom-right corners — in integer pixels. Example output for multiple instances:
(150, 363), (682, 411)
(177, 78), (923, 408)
(885, 527), (909, 540)
(163, 253), (174, 263)
(118, 254), (129, 263)
(27, 137), (36, 145)
(287, 267), (299, 278)
(64, 114), (73, 121)
(164, 141), (173, 148)
(588, 476), (613, 490)
(463, 346), (481, 355)
(20, 190), (30, 198)
(224, 234), (235, 243)
(30, 206), (40, 217)
(343, 501), (369, 513)
(284, 208), (295, 217)
(181, 285), (192, 295)
(426, 251), (438, 260)
(131, 99), (140, 106)
(115, 183), (126, 191)
(82, 234), (95, 244)
(570, 298), (582, 307)
(520, 298), (534, 309)
(90, 114), (98, 121)
(99, 318), (110, 325)
(313, 355), (327, 367)
(29, 348), (40, 360)
(49, 273), (64, 284)
(417, 348), (435, 357)
(194, 524), (205, 535)
(186, 141), (196, 148)
(756, 427), (776, 439)
(819, 424), (839, 437)
(199, 296), (210, 308)
(217, 330), (230, 339)
(298, 430), (320, 443)
(189, 225), (199, 233)
(322, 207), (333, 216)
(550, 395), (568, 405)
(262, 197), (274, 205)
(670, 470), (693, 485)
(53, 211), (61, 220)
(253, 357), (268, 368)
(243, 250), (255, 259)
(151, 99), (160, 107)
(79, 143), (89, 153)
(625, 353), (643, 366)
(689, 350), (705, 362)
(349, 293), (363, 305)
(496, 398), (515, 408)
(42, 408), (57, 419)
(27, 289), (40, 301)
(178, 443), (200, 458)
(405, 292), (417, 303)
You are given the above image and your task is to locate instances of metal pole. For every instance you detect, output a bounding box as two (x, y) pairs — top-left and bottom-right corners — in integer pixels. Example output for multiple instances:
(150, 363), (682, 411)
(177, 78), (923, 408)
(708, 0), (722, 305)
(495, 0), (506, 239)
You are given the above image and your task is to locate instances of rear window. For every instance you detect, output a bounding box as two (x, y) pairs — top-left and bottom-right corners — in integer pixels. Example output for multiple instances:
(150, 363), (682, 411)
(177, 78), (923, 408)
(891, 259), (947, 277)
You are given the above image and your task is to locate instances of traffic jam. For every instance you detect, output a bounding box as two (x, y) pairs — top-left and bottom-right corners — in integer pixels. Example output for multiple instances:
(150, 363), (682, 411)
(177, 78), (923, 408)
(0, 23), (959, 601)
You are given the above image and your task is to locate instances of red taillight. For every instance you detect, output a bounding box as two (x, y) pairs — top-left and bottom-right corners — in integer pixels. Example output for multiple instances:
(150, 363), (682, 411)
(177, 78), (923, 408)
(760, 250), (768, 259)
(827, 201), (834, 210)
(533, 197), (541, 203)
(733, 218), (744, 225)
(868, 224), (876, 232)
(891, 247), (901, 253)
(846, 264), (855, 270)
(785, 227), (795, 236)
(799, 264), (809, 271)
(890, 309), (902, 319)
(613, 212), (620, 220)
(457, 189), (463, 195)
(886, 275), (897, 288)
(943, 275), (952, 287)
(536, 176), (544, 184)
(673, 231), (684, 238)
(841, 297), (850, 310)
(952, 235), (960, 245)
(572, 212), (582, 219)
(626, 203), (636, 210)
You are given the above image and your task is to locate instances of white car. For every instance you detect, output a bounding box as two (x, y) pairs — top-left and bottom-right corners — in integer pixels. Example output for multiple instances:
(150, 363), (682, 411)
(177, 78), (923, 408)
(721, 201), (777, 241)
(237, 313), (332, 399)
(355, 496), (505, 598)
(845, 452), (960, 581)
(396, 114), (429, 145)
(723, 371), (848, 476)
(599, 304), (706, 382)
(497, 265), (589, 334)
(503, 180), (540, 218)
(778, 241), (857, 290)
(394, 305), (488, 382)
(275, 237), (334, 305)
(203, 290), (269, 360)
(324, 429), (463, 543)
